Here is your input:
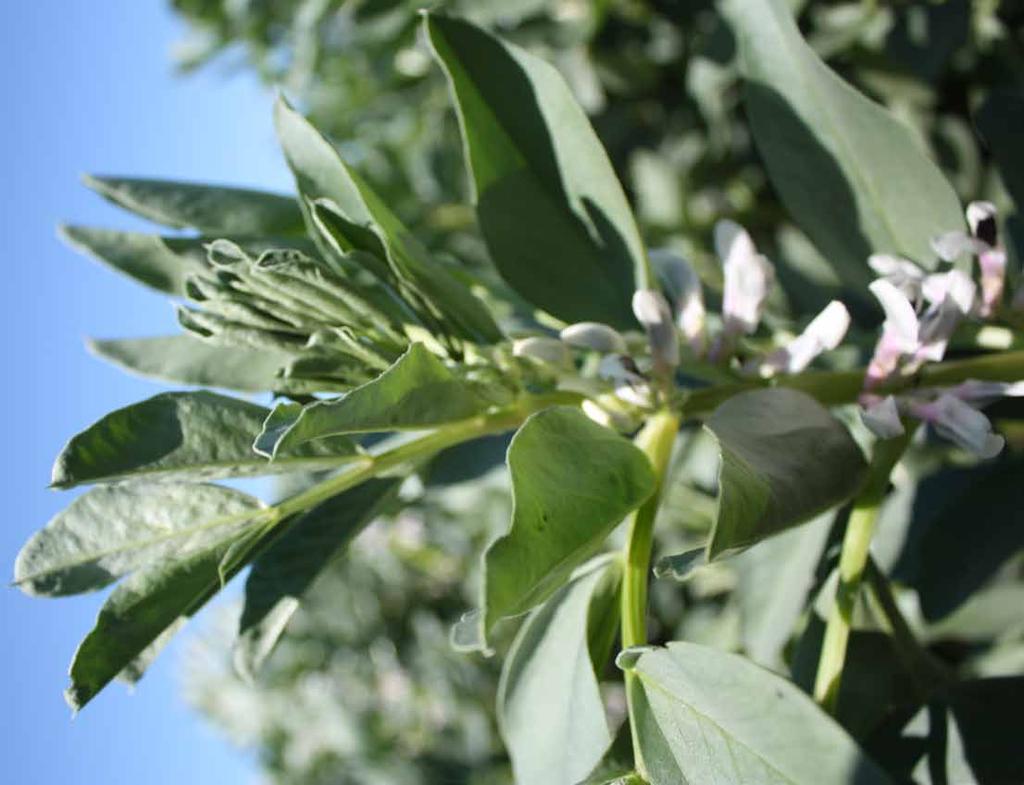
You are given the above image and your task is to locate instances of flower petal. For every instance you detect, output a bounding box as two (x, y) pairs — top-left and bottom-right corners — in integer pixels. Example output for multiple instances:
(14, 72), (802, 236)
(966, 200), (998, 246)
(632, 288), (680, 372)
(950, 379), (1024, 407)
(930, 231), (985, 262)
(759, 300), (850, 374)
(650, 249), (706, 354)
(911, 394), (1004, 459)
(869, 279), (919, 352)
(716, 219), (774, 335)
(560, 322), (627, 354)
(868, 253), (925, 300)
(860, 395), (905, 439)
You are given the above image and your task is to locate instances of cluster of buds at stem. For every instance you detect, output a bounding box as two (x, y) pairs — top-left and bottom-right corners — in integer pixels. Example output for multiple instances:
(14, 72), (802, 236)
(515, 220), (855, 430)
(861, 201), (1023, 458)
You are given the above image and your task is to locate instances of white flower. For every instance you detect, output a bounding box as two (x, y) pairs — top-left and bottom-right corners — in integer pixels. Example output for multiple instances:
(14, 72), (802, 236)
(651, 249), (706, 354)
(931, 201), (1004, 317)
(908, 393), (1004, 459)
(866, 279), (920, 386)
(632, 288), (679, 374)
(869, 254), (925, 302)
(716, 219), (774, 336)
(512, 336), (571, 367)
(559, 322), (627, 354)
(597, 353), (643, 384)
(757, 300), (850, 375)
(915, 269), (975, 364)
(860, 395), (905, 439)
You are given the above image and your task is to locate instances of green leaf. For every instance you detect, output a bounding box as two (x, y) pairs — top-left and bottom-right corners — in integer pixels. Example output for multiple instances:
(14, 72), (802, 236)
(622, 642), (893, 784)
(479, 406), (655, 642)
(60, 226), (209, 297)
(65, 509), (269, 711)
(273, 97), (502, 344)
(721, 0), (964, 285)
(268, 343), (489, 455)
(892, 454), (1024, 621)
(733, 511), (832, 668)
(498, 555), (621, 785)
(703, 388), (866, 560)
(976, 90), (1024, 211)
(51, 391), (362, 488)
(575, 722), (638, 785)
(425, 14), (649, 328)
(88, 335), (323, 395)
(14, 484), (262, 597)
(82, 175), (305, 236)
(234, 477), (401, 679)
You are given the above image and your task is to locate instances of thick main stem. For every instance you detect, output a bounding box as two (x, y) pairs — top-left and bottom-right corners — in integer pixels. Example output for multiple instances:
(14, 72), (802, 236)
(621, 410), (680, 776)
(813, 429), (914, 712)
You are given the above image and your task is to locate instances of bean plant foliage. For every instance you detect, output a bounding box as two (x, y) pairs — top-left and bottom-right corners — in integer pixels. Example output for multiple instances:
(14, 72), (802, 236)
(18, 2), (1024, 783)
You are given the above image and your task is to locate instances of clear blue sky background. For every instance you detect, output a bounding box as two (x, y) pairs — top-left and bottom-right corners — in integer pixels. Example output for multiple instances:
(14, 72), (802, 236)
(1, 2), (295, 782)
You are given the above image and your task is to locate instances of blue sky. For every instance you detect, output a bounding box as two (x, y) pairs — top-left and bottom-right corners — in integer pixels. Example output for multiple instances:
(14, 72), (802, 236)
(1, 2), (295, 782)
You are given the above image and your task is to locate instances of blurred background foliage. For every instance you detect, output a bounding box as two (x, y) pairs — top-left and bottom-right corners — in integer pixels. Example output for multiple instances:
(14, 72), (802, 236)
(168, 2), (1024, 783)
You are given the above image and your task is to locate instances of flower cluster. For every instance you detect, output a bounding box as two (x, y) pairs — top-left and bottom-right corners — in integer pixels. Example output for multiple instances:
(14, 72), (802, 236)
(860, 201), (1021, 458)
(513, 220), (851, 428)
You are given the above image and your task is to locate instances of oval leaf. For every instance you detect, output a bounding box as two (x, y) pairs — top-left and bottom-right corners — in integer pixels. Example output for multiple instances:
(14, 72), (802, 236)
(15, 484), (263, 597)
(703, 388), (866, 559)
(624, 642), (893, 784)
(82, 175), (305, 236)
(268, 343), (489, 455)
(51, 391), (361, 488)
(722, 0), (964, 285)
(479, 406), (655, 643)
(498, 555), (621, 785)
(425, 13), (649, 328)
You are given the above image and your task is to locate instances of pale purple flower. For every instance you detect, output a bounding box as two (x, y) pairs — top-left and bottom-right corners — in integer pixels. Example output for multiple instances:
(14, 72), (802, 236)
(907, 393), (1005, 459)
(947, 379), (1024, 407)
(650, 249), (706, 354)
(632, 288), (680, 374)
(914, 270), (975, 365)
(756, 300), (851, 375)
(560, 322), (628, 354)
(931, 201), (1005, 317)
(860, 395), (905, 439)
(866, 279), (920, 386)
(716, 219), (775, 336)
(868, 254), (925, 302)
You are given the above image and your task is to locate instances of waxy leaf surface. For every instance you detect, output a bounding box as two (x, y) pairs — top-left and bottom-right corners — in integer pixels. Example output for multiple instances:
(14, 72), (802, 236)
(722, 0), (964, 285)
(52, 391), (361, 488)
(481, 406), (655, 641)
(15, 484), (262, 597)
(625, 642), (892, 784)
(498, 556), (620, 785)
(268, 343), (489, 454)
(703, 388), (866, 559)
(425, 14), (648, 328)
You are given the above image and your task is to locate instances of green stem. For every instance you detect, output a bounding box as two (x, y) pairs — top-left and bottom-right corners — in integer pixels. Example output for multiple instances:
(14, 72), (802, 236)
(813, 429), (915, 712)
(621, 410), (680, 777)
(682, 349), (1024, 418)
(864, 557), (952, 697)
(265, 390), (578, 524)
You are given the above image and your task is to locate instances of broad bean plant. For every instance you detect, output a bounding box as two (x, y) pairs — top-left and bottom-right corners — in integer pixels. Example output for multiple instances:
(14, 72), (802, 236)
(18, 2), (1024, 783)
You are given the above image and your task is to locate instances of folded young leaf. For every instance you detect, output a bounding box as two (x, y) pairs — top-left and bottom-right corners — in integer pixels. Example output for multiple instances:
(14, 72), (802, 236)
(15, 483), (263, 597)
(498, 555), (621, 785)
(479, 406), (655, 644)
(234, 477), (401, 679)
(621, 642), (893, 784)
(51, 391), (362, 488)
(273, 97), (502, 344)
(88, 335), (321, 394)
(425, 13), (648, 328)
(721, 0), (964, 287)
(65, 512), (270, 712)
(267, 343), (490, 455)
(60, 226), (209, 297)
(703, 388), (866, 559)
(82, 175), (305, 236)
